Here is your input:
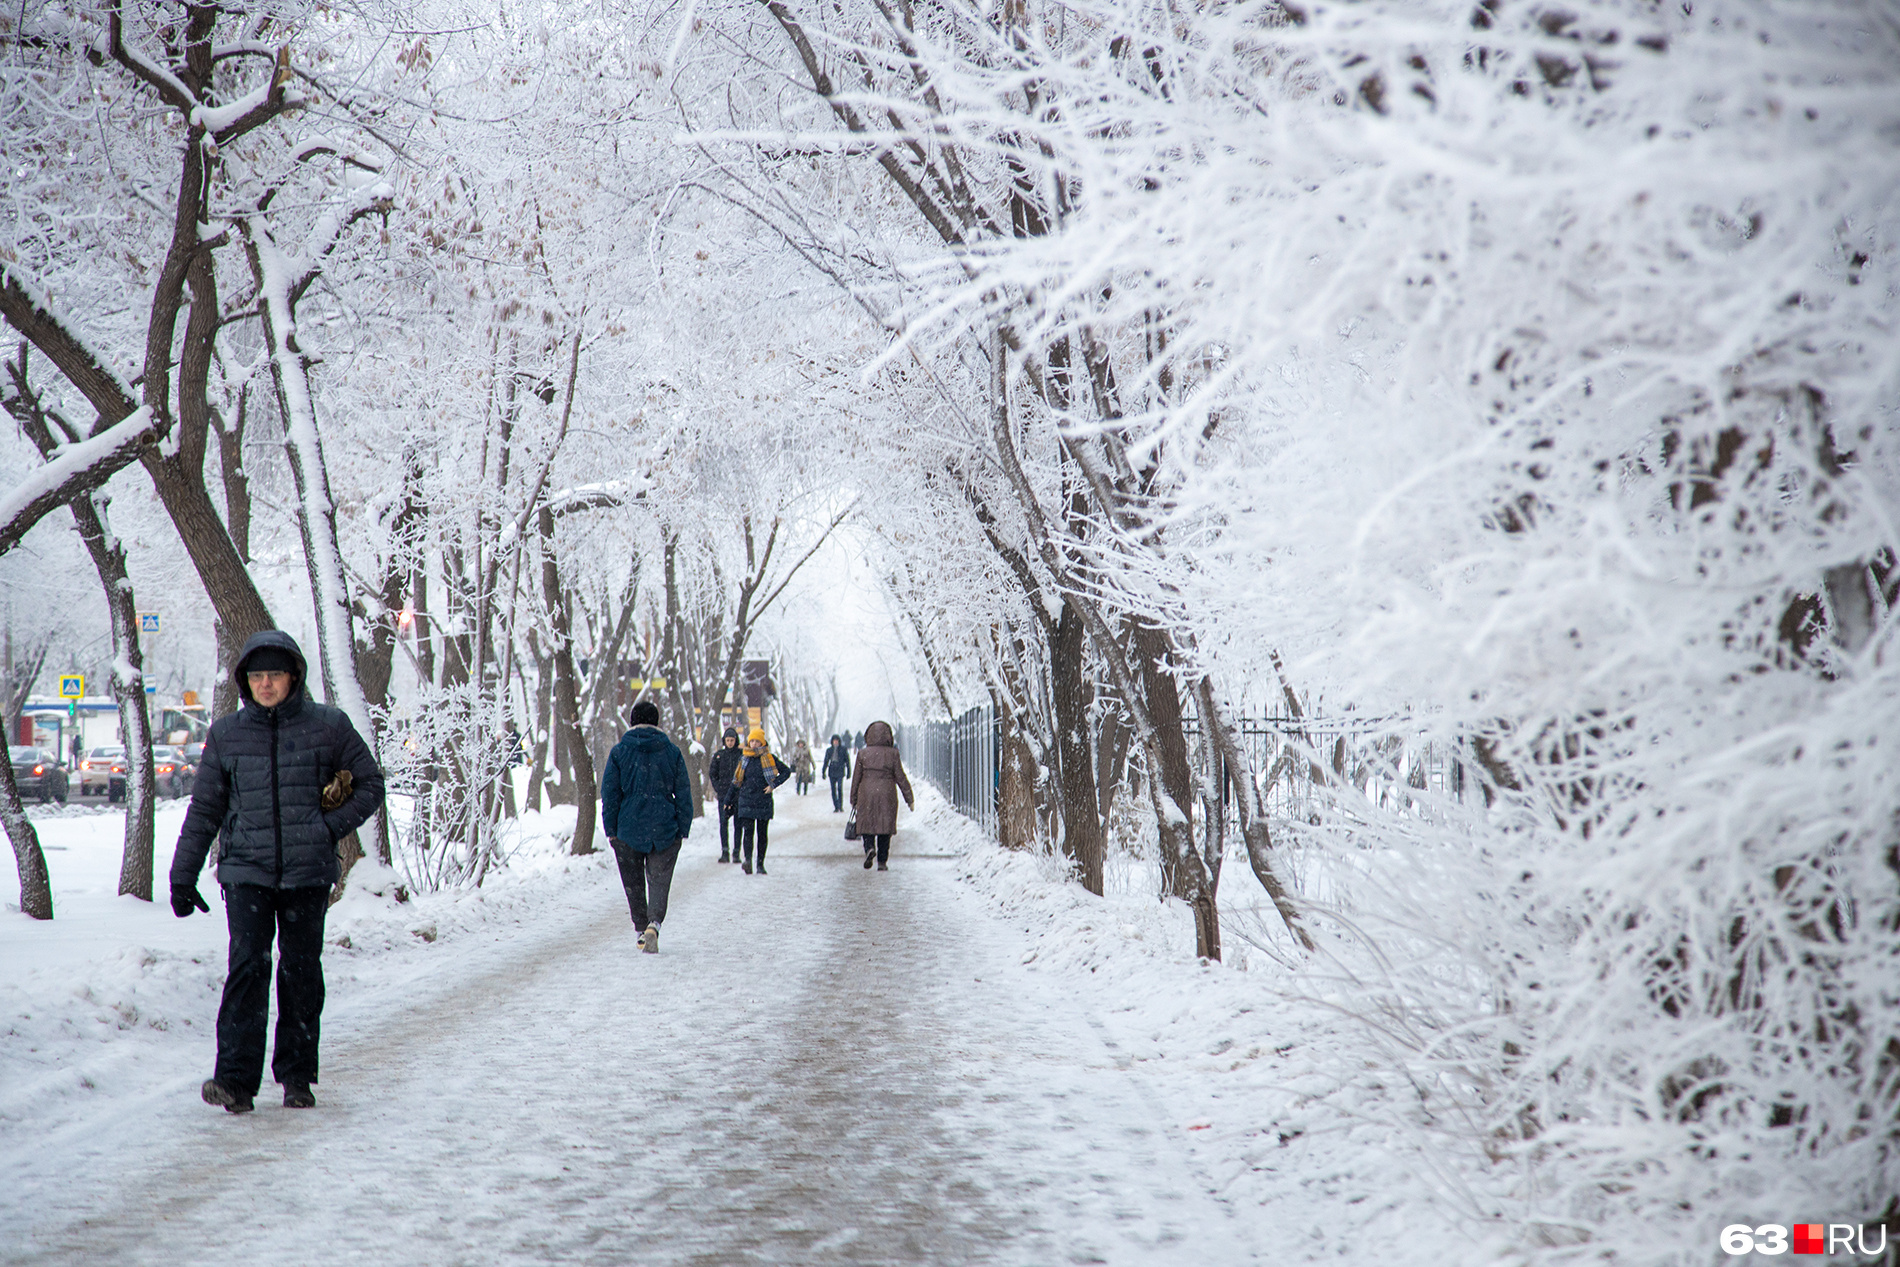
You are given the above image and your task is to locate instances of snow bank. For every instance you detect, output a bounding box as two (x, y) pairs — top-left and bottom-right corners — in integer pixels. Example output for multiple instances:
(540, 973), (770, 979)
(917, 784), (1541, 1264)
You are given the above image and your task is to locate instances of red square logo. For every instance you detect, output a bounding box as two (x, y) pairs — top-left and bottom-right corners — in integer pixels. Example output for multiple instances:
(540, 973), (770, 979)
(1793, 1224), (1826, 1255)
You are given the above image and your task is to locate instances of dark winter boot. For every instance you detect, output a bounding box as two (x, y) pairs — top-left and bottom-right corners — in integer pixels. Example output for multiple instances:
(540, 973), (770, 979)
(863, 848), (875, 869)
(877, 860), (888, 871)
(719, 849), (730, 864)
(283, 1082), (316, 1109)
(202, 1078), (254, 1114)
(741, 843), (753, 874)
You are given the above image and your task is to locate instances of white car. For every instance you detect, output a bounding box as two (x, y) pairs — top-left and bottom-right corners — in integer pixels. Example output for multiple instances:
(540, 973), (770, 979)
(79, 746), (127, 800)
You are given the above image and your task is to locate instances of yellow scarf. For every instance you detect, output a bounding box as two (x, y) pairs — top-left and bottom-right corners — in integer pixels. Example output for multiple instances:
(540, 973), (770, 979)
(734, 746), (778, 786)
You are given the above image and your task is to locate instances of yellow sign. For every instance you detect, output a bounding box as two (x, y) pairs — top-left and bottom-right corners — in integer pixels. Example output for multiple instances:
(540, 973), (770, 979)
(629, 678), (669, 690)
(58, 674), (84, 699)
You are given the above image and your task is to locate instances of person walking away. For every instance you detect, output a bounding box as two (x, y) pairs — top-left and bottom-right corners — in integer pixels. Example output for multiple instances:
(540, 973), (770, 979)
(600, 699), (695, 954)
(850, 720), (913, 871)
(792, 739), (814, 796)
(708, 727), (742, 863)
(731, 727), (790, 874)
(168, 630), (386, 1113)
(822, 735), (851, 813)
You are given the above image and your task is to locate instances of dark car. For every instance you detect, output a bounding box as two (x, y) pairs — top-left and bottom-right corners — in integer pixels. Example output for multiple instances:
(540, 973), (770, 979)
(79, 745), (127, 801)
(9, 746), (70, 804)
(152, 745), (194, 798)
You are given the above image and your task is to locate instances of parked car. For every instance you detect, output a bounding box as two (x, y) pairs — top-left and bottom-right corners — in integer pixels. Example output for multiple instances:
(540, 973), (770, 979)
(152, 745), (195, 798)
(79, 745), (127, 801)
(8, 746), (70, 804)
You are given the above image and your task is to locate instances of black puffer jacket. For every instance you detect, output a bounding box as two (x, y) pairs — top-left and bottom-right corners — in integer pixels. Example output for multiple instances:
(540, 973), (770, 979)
(170, 631), (386, 890)
(707, 729), (742, 805)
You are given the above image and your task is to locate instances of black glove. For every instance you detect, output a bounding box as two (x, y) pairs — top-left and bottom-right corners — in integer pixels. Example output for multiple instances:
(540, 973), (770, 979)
(171, 884), (210, 918)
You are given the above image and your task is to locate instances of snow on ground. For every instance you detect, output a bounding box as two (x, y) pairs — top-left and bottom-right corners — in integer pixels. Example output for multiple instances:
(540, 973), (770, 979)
(1, 782), (1491, 1264)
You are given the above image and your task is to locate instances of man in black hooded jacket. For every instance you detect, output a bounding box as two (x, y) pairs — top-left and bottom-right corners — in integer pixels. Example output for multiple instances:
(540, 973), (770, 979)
(169, 630), (385, 1114)
(707, 726), (742, 863)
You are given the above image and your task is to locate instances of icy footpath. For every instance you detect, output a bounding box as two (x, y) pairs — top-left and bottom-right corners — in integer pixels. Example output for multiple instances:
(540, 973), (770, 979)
(0, 788), (1272, 1266)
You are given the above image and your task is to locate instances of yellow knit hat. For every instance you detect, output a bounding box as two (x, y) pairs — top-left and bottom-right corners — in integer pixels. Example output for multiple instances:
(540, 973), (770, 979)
(748, 727), (766, 746)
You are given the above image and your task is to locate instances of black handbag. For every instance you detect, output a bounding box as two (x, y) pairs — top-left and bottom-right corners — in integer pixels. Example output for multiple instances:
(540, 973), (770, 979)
(844, 816), (859, 841)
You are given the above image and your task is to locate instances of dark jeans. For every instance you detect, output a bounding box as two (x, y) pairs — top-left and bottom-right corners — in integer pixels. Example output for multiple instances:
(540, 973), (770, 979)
(863, 833), (892, 865)
(717, 800), (738, 855)
(735, 816), (770, 867)
(795, 776), (812, 795)
(828, 776), (845, 811)
(216, 884), (329, 1095)
(613, 840), (682, 930)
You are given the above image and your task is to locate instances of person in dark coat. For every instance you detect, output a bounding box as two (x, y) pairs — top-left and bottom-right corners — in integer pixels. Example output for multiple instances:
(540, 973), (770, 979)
(600, 699), (695, 954)
(849, 720), (913, 871)
(169, 630), (386, 1113)
(731, 726), (791, 874)
(707, 726), (742, 863)
(821, 735), (851, 812)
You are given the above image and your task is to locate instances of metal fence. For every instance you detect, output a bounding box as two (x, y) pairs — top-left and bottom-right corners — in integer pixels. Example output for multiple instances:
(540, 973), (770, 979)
(1215, 714), (1477, 826)
(892, 702), (1471, 845)
(896, 705), (997, 838)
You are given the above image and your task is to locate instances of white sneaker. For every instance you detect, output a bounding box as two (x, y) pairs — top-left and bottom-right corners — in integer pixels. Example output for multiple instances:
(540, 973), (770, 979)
(642, 925), (659, 954)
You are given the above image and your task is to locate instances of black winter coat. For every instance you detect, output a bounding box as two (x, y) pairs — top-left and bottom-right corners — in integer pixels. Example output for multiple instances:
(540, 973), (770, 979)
(708, 730), (742, 805)
(821, 743), (851, 781)
(170, 631), (385, 891)
(731, 752), (791, 819)
(600, 726), (694, 853)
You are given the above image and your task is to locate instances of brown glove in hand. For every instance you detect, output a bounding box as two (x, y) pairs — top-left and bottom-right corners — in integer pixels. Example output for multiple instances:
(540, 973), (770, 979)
(320, 769), (354, 811)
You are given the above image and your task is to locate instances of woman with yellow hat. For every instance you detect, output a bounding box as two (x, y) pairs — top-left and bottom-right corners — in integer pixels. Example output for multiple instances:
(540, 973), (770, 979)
(730, 727), (791, 873)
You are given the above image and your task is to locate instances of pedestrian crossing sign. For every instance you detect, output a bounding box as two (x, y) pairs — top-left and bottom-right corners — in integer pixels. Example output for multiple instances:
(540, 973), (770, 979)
(58, 674), (84, 699)
(138, 612), (161, 634)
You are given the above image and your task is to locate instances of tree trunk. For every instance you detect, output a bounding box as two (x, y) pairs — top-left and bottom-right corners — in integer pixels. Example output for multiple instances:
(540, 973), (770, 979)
(1194, 676), (1313, 951)
(4, 354), (158, 898)
(539, 506), (596, 855)
(1132, 618), (1195, 897)
(997, 699), (1040, 851)
(246, 223), (384, 865)
(527, 645), (552, 812)
(1051, 600), (1104, 893)
(0, 756), (52, 919)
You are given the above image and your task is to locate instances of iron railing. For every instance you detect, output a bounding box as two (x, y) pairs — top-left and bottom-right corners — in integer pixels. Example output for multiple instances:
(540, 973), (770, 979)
(896, 705), (997, 838)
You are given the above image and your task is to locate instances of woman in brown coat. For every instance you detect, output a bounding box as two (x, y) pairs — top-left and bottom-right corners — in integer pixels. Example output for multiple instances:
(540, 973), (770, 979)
(848, 720), (914, 870)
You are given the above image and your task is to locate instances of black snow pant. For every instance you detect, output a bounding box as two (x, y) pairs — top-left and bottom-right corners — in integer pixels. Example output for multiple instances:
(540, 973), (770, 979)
(216, 883), (329, 1096)
(863, 834), (892, 866)
(717, 799), (738, 857)
(735, 816), (770, 868)
(613, 840), (682, 931)
(829, 776), (845, 812)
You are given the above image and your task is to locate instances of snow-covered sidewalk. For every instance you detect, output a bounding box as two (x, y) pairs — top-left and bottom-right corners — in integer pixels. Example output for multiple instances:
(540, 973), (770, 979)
(3, 789), (1270, 1266)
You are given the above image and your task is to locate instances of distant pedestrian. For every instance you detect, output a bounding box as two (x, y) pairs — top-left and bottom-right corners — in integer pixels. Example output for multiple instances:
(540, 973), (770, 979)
(731, 727), (791, 874)
(792, 739), (814, 795)
(600, 699), (695, 954)
(821, 735), (851, 813)
(503, 720), (527, 767)
(708, 726), (742, 863)
(169, 630), (386, 1114)
(849, 720), (913, 871)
